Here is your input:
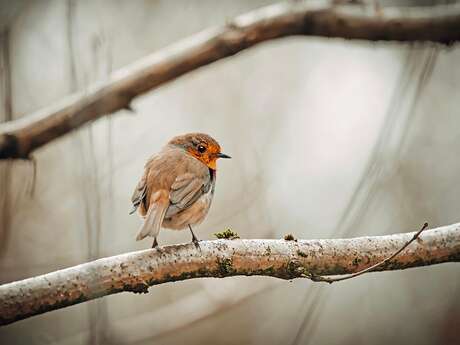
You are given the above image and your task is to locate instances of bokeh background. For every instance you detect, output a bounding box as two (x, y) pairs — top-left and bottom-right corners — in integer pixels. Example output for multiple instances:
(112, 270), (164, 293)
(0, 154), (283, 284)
(0, 0), (459, 344)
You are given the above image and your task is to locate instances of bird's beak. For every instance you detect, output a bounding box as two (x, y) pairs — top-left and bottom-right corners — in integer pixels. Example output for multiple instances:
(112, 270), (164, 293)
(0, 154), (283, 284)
(217, 153), (231, 159)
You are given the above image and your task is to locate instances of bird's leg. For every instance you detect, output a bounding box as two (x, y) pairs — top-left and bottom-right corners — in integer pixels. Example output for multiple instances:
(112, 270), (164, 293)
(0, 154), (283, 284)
(188, 224), (200, 248)
(151, 237), (158, 248)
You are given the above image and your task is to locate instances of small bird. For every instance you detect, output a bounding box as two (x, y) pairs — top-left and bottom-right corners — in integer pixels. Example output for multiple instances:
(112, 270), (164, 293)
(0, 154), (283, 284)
(130, 133), (231, 248)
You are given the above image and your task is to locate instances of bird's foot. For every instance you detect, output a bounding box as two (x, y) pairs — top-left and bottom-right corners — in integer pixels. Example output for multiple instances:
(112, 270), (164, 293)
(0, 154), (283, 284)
(188, 225), (201, 250)
(192, 238), (201, 250)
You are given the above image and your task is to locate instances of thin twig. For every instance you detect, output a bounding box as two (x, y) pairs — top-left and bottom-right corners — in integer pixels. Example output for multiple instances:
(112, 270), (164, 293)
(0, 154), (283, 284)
(307, 222), (429, 283)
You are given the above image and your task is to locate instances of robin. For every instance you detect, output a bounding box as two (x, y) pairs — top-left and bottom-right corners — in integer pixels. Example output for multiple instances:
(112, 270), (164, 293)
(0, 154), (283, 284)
(130, 133), (231, 248)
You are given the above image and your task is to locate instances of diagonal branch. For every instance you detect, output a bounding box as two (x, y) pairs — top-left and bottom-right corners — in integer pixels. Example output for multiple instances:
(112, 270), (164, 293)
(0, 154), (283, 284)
(1, 1), (460, 159)
(1, 223), (459, 326)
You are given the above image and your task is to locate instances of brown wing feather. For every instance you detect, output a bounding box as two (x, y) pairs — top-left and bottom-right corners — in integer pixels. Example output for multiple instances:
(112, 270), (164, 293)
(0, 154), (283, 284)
(130, 146), (210, 217)
(166, 173), (208, 218)
(130, 174), (147, 215)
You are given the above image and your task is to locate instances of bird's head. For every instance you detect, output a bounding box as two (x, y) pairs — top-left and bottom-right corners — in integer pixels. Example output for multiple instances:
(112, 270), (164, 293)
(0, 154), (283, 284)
(168, 133), (231, 170)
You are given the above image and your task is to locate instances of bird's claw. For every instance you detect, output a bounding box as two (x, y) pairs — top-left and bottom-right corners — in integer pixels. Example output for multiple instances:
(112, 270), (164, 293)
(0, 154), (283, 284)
(192, 238), (201, 250)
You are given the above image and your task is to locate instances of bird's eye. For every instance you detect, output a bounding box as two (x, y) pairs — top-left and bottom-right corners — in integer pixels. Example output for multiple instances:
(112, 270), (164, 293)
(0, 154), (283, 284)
(197, 144), (206, 153)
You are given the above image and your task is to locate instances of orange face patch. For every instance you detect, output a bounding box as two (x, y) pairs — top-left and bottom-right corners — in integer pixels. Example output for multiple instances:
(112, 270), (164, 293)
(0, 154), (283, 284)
(187, 143), (221, 170)
(207, 158), (217, 170)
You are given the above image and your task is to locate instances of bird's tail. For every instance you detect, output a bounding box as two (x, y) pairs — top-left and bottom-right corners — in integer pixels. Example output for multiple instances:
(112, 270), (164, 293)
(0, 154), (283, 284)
(136, 201), (168, 241)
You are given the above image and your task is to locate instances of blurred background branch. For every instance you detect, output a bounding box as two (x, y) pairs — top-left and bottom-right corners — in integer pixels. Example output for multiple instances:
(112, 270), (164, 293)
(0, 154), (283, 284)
(0, 0), (459, 159)
(1, 223), (459, 327)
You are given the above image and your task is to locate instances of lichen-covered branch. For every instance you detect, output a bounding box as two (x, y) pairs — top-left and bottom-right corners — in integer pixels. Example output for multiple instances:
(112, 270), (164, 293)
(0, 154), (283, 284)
(1, 1), (460, 159)
(1, 223), (459, 326)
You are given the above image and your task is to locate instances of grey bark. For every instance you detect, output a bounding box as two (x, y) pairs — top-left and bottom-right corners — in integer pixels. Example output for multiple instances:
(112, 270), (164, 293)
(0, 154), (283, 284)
(0, 223), (459, 326)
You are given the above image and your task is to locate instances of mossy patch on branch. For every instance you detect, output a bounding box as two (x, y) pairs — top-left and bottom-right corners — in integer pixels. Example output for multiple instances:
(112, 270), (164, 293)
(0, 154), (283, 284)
(285, 260), (316, 281)
(217, 257), (234, 276)
(297, 250), (308, 258)
(214, 229), (240, 240)
(284, 233), (297, 241)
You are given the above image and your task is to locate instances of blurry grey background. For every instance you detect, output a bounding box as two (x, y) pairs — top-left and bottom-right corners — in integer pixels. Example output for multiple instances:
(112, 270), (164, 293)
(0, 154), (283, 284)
(0, 0), (459, 344)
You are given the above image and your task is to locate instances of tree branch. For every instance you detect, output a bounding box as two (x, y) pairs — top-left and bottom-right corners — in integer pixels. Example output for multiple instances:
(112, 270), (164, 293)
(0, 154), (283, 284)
(307, 222), (429, 283)
(1, 223), (459, 326)
(1, 1), (459, 159)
